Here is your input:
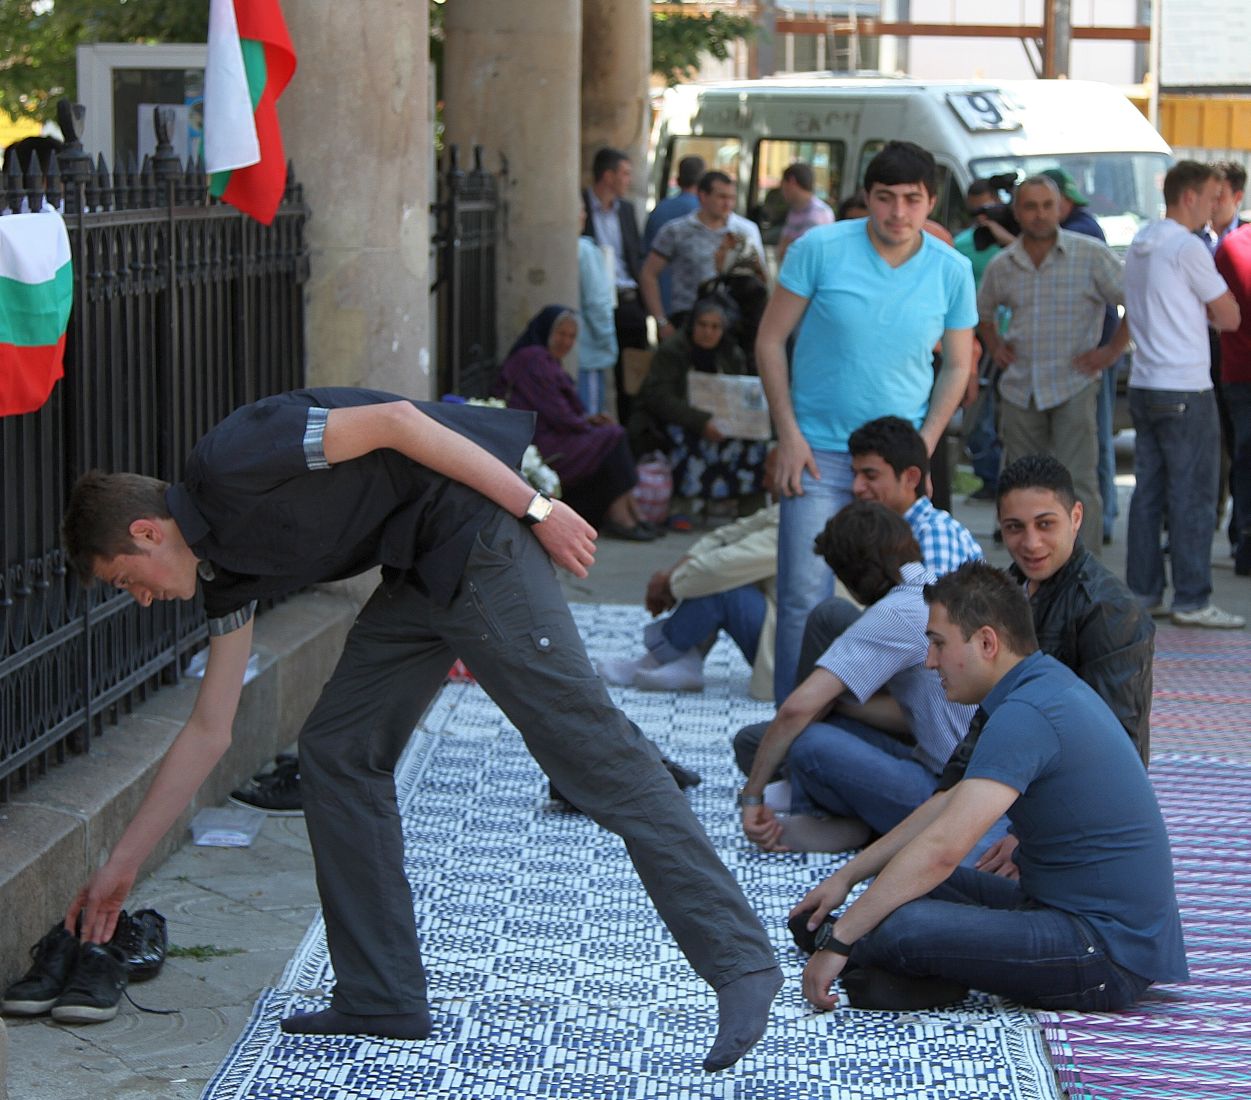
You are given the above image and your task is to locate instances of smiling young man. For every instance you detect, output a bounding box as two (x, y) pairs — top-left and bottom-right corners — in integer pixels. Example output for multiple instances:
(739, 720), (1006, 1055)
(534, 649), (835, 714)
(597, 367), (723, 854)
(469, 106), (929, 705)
(791, 561), (1186, 1014)
(60, 388), (783, 1071)
(756, 141), (977, 702)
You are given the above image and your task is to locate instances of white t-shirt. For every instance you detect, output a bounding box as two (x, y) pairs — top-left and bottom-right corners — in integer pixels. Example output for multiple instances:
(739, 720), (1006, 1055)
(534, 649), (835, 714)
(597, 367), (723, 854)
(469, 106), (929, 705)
(1124, 217), (1230, 390)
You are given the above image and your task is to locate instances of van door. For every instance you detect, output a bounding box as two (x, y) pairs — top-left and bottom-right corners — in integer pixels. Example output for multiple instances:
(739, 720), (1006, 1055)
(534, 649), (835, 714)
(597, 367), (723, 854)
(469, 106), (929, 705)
(747, 136), (846, 246)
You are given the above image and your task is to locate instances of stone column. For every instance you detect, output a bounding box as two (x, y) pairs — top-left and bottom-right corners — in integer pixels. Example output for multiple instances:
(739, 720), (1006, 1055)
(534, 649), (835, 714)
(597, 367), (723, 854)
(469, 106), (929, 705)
(581, 0), (652, 191)
(443, 0), (582, 348)
(280, 2), (433, 397)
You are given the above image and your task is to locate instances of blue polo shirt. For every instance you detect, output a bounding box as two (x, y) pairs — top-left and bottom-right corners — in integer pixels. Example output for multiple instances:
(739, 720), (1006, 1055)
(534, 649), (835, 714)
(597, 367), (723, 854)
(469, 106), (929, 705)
(967, 651), (1188, 983)
(779, 219), (977, 452)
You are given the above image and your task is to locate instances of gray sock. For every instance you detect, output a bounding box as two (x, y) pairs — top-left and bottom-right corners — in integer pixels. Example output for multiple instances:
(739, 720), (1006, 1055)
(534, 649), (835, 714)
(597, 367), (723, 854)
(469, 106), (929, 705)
(703, 965), (784, 1072)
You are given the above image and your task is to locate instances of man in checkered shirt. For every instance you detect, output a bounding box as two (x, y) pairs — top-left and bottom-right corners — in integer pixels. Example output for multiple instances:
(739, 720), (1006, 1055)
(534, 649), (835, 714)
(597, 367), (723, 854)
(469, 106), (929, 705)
(977, 175), (1127, 556)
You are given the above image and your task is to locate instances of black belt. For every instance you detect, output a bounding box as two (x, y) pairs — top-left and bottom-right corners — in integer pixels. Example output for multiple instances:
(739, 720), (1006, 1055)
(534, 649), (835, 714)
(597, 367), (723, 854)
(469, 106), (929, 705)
(617, 287), (639, 302)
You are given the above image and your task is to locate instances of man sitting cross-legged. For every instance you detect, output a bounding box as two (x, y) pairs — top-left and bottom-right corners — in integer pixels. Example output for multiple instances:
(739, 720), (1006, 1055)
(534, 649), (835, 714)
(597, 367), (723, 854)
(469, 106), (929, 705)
(737, 502), (975, 853)
(792, 561), (1187, 1013)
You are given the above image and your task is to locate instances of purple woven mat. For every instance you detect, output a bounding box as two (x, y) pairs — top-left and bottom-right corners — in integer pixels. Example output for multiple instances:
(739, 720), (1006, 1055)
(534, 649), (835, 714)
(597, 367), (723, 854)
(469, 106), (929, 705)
(1039, 751), (1251, 1099)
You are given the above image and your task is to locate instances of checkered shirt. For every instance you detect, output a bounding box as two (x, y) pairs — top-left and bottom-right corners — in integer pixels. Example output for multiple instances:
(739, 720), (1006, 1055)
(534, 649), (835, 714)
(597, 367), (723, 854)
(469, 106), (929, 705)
(905, 496), (983, 577)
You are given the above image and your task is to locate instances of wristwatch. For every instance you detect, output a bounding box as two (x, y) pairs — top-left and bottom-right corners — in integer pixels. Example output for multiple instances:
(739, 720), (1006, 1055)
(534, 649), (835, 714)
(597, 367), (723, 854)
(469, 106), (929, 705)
(813, 919), (854, 957)
(521, 491), (554, 527)
(735, 788), (764, 808)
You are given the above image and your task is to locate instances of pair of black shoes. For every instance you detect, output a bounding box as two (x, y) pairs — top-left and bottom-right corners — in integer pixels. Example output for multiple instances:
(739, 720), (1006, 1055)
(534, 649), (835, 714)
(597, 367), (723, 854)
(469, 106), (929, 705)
(230, 753), (303, 814)
(2, 909), (166, 1024)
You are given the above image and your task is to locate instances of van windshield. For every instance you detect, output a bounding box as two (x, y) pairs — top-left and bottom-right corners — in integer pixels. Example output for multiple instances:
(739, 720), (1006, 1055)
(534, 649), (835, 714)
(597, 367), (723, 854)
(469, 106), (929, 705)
(967, 153), (1172, 250)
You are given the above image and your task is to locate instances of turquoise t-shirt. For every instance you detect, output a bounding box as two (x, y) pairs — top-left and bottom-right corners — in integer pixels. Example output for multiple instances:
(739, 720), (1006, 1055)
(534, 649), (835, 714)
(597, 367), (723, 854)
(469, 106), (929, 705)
(779, 219), (976, 453)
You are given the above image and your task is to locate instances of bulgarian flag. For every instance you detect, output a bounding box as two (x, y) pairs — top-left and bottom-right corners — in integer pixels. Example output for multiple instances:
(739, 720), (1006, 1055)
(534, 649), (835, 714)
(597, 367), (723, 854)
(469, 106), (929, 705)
(204, 0), (297, 225)
(0, 210), (72, 418)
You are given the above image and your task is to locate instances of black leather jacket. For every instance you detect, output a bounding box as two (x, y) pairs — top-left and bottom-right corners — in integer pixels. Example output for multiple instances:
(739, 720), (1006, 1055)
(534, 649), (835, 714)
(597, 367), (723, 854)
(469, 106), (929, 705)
(939, 542), (1154, 787)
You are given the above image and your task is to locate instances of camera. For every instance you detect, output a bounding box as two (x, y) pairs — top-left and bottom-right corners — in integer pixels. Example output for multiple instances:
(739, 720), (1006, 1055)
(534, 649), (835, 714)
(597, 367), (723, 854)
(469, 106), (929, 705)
(971, 172), (1020, 251)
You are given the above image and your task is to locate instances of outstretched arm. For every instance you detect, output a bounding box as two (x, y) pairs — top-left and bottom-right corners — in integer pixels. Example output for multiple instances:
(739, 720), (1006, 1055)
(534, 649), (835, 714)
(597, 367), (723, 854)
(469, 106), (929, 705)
(67, 621), (255, 943)
(322, 401), (597, 578)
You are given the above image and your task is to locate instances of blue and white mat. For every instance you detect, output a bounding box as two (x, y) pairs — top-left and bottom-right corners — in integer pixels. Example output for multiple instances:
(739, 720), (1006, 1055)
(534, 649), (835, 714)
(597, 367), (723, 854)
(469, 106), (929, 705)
(202, 603), (1058, 1100)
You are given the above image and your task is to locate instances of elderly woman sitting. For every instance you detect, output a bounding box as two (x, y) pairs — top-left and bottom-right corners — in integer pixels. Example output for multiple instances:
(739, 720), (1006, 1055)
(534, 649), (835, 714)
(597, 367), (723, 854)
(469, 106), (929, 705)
(493, 305), (658, 541)
(629, 297), (769, 506)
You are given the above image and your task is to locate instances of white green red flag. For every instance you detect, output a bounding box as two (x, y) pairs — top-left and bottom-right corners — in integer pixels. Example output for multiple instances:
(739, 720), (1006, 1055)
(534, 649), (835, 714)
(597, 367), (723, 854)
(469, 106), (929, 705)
(0, 210), (72, 418)
(204, 0), (297, 226)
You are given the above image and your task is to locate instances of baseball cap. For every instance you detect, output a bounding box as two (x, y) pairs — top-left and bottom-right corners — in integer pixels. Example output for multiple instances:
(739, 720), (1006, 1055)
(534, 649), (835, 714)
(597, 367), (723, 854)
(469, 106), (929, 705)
(1041, 168), (1088, 206)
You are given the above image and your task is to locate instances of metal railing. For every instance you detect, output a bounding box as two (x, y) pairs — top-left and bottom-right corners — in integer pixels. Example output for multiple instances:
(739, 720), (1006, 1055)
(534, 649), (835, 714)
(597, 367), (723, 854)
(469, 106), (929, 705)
(0, 102), (309, 798)
(431, 144), (505, 399)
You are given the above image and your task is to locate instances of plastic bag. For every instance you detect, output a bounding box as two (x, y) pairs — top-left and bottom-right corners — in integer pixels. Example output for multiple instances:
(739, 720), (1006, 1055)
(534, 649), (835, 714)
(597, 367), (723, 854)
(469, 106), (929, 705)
(632, 451), (673, 524)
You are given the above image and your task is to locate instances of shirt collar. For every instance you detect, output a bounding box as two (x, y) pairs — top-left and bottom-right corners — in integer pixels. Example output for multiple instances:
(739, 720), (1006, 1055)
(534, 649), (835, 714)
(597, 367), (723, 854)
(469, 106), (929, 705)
(981, 649), (1047, 716)
(899, 559), (934, 587)
(904, 495), (932, 524)
(164, 483), (210, 549)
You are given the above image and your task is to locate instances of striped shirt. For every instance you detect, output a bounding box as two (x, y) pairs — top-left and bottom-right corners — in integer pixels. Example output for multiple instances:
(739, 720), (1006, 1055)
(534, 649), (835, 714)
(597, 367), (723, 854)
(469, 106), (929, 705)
(816, 561), (976, 773)
(977, 228), (1123, 411)
(905, 496), (983, 577)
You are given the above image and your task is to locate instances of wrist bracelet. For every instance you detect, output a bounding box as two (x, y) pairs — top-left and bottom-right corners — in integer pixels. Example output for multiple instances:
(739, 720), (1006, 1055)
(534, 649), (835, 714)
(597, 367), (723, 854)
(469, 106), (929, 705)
(736, 789), (764, 808)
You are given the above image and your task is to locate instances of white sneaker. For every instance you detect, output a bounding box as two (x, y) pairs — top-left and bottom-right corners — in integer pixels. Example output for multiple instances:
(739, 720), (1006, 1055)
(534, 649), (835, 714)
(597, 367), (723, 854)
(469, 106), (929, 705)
(1143, 603), (1171, 619)
(597, 653), (658, 686)
(1171, 604), (1246, 629)
(633, 650), (705, 692)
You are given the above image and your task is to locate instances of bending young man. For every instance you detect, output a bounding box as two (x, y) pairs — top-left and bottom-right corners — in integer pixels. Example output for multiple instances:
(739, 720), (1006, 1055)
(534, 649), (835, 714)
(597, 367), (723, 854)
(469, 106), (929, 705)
(61, 388), (781, 1071)
(792, 561), (1186, 1013)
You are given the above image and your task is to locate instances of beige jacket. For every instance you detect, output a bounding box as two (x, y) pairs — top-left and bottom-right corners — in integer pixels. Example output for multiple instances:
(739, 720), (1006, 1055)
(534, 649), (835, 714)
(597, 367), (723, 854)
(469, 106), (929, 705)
(669, 504), (779, 701)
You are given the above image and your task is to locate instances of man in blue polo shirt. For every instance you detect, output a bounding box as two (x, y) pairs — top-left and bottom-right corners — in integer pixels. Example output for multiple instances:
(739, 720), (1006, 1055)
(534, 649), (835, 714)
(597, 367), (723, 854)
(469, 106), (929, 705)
(59, 389), (782, 1071)
(757, 140), (977, 701)
(792, 561), (1187, 1012)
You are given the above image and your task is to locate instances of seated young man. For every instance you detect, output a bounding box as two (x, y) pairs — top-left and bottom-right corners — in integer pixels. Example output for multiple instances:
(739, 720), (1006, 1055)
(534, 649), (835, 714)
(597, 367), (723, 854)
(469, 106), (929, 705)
(737, 502), (975, 853)
(734, 415), (981, 776)
(792, 561), (1186, 1013)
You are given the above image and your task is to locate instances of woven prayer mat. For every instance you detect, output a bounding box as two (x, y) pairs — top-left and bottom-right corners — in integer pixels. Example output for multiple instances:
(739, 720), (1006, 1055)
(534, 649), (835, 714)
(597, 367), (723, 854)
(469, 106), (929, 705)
(202, 603), (1058, 1100)
(1038, 751), (1251, 1100)
(1148, 625), (1251, 761)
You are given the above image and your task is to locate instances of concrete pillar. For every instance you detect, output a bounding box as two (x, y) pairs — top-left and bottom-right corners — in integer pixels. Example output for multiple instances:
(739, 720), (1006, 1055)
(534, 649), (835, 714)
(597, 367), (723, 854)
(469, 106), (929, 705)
(581, 0), (652, 191)
(443, 0), (582, 349)
(280, 2), (433, 397)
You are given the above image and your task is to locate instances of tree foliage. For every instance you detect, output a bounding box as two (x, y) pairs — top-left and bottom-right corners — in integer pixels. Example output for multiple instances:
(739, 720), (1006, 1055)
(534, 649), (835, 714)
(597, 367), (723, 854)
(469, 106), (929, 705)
(0, 0), (206, 123)
(652, 3), (755, 86)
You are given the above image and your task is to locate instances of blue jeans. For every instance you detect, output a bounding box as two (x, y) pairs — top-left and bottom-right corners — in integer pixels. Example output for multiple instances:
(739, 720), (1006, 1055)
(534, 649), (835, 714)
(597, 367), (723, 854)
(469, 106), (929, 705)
(577, 369), (607, 417)
(788, 718), (938, 835)
(1095, 358), (1121, 538)
(651, 585), (766, 666)
(1126, 387), (1220, 611)
(851, 866), (1152, 1010)
(775, 450), (854, 700)
(1223, 381), (1251, 550)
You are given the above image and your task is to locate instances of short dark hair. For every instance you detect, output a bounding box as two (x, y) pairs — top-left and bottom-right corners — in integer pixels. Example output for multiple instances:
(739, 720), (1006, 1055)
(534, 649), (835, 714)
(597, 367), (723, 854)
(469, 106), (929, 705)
(782, 162), (815, 192)
(592, 147), (629, 182)
(847, 416), (929, 488)
(676, 155), (705, 189)
(1163, 160), (1217, 207)
(863, 140), (938, 198)
(698, 170), (733, 194)
(813, 501), (921, 605)
(967, 179), (997, 200)
(836, 193), (868, 220)
(923, 561), (1039, 656)
(63, 471), (172, 584)
(995, 454), (1077, 511)
(1214, 159), (1248, 195)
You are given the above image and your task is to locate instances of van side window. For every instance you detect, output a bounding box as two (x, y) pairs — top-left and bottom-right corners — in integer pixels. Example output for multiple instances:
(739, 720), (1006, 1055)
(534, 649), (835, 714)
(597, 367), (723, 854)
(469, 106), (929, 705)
(662, 136), (742, 198)
(749, 138), (844, 245)
(856, 141), (886, 193)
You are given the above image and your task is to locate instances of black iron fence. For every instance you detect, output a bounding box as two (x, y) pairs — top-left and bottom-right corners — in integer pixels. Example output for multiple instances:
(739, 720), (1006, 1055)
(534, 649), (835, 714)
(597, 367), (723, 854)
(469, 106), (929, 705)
(0, 103), (308, 798)
(431, 144), (505, 399)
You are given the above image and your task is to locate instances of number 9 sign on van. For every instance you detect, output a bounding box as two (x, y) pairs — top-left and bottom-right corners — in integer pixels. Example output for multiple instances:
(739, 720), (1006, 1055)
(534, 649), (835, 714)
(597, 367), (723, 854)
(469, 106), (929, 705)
(947, 91), (1022, 133)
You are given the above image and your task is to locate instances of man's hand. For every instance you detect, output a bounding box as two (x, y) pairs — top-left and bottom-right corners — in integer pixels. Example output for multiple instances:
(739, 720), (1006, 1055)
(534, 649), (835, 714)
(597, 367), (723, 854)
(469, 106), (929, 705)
(802, 947), (849, 1010)
(534, 500), (597, 577)
(991, 340), (1016, 369)
(741, 804), (788, 851)
(975, 833), (1020, 879)
(66, 858), (137, 944)
(702, 419), (726, 443)
(774, 434), (819, 497)
(657, 322), (676, 342)
(645, 569), (676, 616)
(789, 872), (852, 931)
(1072, 345), (1115, 377)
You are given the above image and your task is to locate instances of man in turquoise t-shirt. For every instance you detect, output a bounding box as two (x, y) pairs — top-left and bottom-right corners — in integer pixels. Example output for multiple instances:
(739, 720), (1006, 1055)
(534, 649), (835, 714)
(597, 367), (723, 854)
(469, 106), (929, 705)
(757, 141), (977, 701)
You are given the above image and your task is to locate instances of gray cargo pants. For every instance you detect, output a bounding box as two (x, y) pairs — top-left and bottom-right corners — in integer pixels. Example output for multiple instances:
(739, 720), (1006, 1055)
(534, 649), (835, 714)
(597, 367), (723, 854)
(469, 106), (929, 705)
(298, 510), (776, 1015)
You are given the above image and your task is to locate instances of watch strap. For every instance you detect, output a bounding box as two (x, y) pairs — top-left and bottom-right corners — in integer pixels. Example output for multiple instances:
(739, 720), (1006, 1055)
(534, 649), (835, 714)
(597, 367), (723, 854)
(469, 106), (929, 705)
(814, 919), (854, 956)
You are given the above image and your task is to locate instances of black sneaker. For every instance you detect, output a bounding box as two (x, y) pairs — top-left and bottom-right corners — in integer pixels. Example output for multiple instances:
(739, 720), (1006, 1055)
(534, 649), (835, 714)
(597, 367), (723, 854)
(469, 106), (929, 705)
(2, 924), (80, 1016)
(109, 909), (167, 982)
(49, 943), (128, 1024)
(252, 752), (297, 783)
(661, 756), (702, 790)
(230, 759), (302, 814)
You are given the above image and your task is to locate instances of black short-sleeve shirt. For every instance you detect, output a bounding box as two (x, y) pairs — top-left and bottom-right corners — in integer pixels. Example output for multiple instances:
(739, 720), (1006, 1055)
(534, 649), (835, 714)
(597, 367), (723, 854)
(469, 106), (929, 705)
(164, 388), (535, 631)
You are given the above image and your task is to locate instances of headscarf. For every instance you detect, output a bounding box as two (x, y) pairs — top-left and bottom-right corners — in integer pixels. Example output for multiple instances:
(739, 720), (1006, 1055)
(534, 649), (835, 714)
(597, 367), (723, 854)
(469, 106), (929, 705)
(508, 305), (577, 359)
(686, 296), (732, 373)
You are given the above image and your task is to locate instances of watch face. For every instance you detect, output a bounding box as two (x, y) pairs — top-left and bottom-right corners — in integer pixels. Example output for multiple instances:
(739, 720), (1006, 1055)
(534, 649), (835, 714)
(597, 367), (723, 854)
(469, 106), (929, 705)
(813, 921), (833, 951)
